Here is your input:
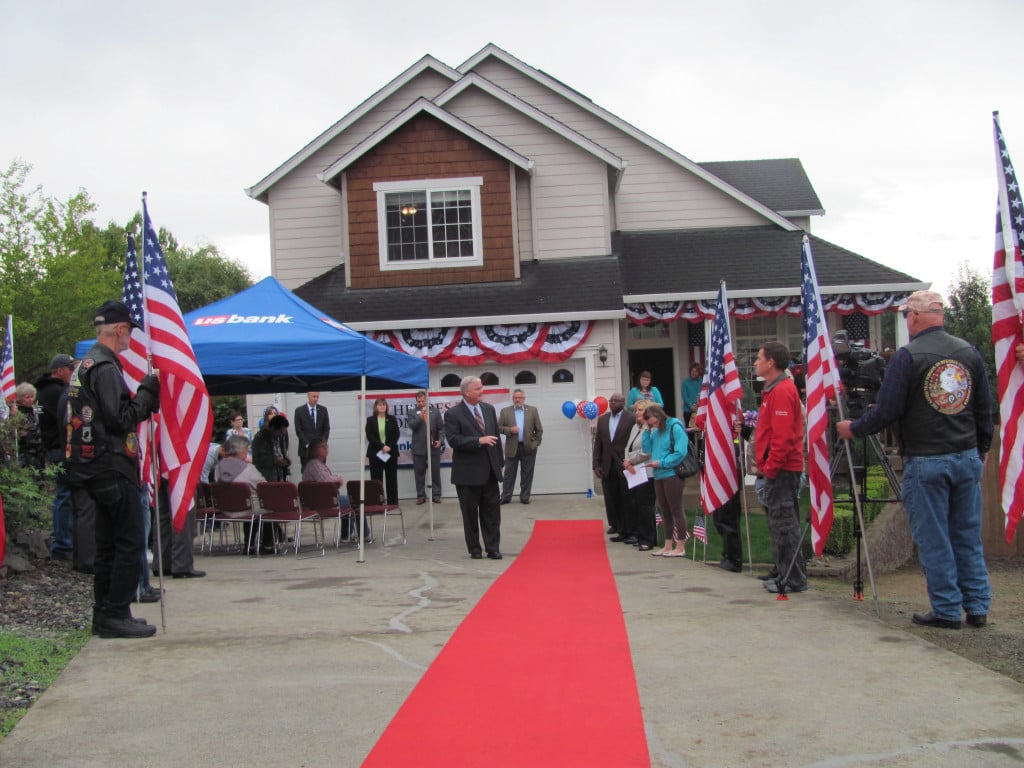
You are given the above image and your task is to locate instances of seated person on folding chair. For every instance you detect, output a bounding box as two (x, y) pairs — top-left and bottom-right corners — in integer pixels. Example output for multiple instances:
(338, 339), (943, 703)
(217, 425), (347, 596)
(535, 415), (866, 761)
(215, 434), (273, 554)
(302, 438), (369, 541)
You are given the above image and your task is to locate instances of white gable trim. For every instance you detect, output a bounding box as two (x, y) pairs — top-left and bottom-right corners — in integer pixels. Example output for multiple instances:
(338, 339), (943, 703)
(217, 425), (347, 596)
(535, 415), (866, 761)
(246, 55), (461, 202)
(434, 73), (627, 172)
(458, 44), (800, 232)
(317, 98), (534, 183)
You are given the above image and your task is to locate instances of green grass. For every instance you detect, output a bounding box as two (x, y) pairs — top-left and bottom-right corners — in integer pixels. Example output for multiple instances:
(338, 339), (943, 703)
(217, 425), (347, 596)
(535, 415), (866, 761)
(0, 629), (91, 740)
(667, 505), (775, 563)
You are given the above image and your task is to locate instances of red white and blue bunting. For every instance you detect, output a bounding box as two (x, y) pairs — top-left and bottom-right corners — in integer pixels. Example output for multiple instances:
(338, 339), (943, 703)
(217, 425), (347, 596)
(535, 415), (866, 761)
(625, 291), (910, 325)
(373, 321), (594, 365)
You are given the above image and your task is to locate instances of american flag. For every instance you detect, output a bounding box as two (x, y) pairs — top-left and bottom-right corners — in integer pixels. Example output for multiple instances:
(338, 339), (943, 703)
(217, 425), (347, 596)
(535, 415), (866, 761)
(991, 112), (1024, 545)
(121, 235), (154, 495)
(0, 315), (14, 403)
(699, 282), (743, 515)
(692, 514), (707, 544)
(124, 197), (213, 532)
(801, 236), (840, 556)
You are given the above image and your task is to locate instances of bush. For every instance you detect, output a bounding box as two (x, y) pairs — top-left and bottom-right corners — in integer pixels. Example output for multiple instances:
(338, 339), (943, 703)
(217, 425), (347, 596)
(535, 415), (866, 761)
(820, 469), (892, 557)
(0, 412), (56, 532)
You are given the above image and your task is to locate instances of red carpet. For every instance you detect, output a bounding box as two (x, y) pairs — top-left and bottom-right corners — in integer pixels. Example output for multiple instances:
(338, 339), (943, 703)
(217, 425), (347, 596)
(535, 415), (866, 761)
(361, 519), (650, 767)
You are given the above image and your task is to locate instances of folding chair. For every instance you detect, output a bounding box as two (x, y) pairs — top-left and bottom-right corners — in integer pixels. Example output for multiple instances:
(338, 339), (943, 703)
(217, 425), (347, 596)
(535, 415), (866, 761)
(194, 481), (216, 554)
(257, 481), (324, 558)
(297, 481), (354, 549)
(347, 479), (405, 546)
(208, 482), (258, 555)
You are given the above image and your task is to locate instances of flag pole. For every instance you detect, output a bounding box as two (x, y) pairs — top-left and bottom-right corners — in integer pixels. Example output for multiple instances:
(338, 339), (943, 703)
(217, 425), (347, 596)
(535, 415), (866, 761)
(140, 192), (167, 628)
(4, 316), (19, 462)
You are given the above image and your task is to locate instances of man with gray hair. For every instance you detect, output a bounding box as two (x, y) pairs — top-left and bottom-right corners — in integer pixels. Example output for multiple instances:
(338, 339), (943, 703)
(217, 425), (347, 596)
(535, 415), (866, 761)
(838, 290), (993, 630)
(498, 388), (543, 505)
(66, 300), (161, 638)
(444, 376), (504, 559)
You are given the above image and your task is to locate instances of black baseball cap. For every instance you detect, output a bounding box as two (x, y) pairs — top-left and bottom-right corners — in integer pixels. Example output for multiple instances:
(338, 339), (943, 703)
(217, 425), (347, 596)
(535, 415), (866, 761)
(48, 354), (77, 370)
(93, 300), (142, 330)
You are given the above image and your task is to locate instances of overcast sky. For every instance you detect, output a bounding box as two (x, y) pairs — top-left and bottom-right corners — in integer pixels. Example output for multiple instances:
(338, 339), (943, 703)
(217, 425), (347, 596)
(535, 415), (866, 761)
(4, 0), (1021, 300)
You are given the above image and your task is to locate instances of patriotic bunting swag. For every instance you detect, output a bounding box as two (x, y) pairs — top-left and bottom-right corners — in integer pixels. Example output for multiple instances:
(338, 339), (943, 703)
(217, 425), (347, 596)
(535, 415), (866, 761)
(992, 112), (1024, 545)
(801, 237), (841, 556)
(382, 321), (592, 364)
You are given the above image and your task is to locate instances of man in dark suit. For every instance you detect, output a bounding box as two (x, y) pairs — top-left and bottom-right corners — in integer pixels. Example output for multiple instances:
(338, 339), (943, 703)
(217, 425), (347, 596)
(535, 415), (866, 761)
(294, 391), (330, 471)
(498, 388), (543, 505)
(592, 392), (634, 540)
(444, 375), (504, 560)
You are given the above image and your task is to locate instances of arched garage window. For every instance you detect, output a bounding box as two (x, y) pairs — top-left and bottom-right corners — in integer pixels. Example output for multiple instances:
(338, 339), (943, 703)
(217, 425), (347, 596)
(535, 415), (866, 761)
(552, 369), (574, 383)
(480, 372), (500, 386)
(514, 370), (537, 385)
(440, 373), (462, 388)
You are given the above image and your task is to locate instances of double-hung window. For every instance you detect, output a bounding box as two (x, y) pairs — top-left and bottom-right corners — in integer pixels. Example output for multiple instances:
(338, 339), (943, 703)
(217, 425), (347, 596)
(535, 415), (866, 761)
(374, 177), (483, 270)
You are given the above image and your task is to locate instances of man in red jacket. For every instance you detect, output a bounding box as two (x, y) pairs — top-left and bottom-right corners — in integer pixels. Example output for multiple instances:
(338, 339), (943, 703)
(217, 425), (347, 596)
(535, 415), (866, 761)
(754, 342), (807, 594)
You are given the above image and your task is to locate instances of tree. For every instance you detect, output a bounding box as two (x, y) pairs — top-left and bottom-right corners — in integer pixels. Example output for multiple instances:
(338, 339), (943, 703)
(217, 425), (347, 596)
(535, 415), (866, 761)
(944, 263), (996, 408)
(0, 161), (255, 381)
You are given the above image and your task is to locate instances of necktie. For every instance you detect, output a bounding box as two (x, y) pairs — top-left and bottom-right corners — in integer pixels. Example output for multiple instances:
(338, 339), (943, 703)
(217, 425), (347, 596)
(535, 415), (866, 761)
(474, 406), (485, 431)
(310, 406), (316, 427)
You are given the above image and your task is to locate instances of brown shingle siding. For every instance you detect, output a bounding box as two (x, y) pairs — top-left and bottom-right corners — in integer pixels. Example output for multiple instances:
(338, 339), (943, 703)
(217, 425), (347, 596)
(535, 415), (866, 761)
(346, 115), (516, 289)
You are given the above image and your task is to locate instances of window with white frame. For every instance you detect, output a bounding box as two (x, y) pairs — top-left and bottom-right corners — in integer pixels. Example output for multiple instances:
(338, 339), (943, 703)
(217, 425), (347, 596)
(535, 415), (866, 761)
(374, 178), (483, 270)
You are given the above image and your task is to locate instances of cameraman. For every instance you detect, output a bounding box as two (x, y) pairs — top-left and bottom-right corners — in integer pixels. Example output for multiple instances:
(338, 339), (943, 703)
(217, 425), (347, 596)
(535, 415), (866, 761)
(837, 291), (992, 630)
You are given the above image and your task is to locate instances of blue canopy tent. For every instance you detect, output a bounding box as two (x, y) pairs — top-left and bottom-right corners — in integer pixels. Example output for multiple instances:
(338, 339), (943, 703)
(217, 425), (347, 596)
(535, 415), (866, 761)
(76, 277), (430, 560)
(76, 276), (428, 395)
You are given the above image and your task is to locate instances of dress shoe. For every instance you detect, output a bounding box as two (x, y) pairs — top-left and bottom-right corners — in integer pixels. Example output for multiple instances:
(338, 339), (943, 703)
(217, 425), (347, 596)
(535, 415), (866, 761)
(758, 570), (780, 581)
(432, 497), (442, 504)
(520, 499), (530, 505)
(416, 497), (426, 505)
(172, 570), (206, 579)
(912, 612), (961, 629)
(965, 614), (987, 628)
(621, 537), (638, 545)
(470, 552), (483, 559)
(500, 498), (511, 505)
(764, 581), (808, 594)
(487, 552), (503, 560)
(717, 560), (742, 573)
(133, 586), (163, 603)
(606, 527), (617, 535)
(610, 535), (627, 542)
(96, 615), (157, 639)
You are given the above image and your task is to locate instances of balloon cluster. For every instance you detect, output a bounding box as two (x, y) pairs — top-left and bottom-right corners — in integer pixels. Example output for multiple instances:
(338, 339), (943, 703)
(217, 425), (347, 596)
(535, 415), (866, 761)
(561, 397), (609, 420)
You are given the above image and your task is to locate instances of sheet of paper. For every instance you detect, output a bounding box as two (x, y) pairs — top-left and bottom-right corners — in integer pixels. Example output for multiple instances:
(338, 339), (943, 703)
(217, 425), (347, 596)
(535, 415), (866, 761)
(624, 464), (648, 489)
(376, 450), (391, 463)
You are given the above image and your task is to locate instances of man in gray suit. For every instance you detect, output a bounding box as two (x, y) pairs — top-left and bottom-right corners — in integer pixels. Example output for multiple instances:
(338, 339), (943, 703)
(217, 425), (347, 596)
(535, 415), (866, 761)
(408, 389), (444, 504)
(498, 389), (543, 505)
(444, 376), (504, 560)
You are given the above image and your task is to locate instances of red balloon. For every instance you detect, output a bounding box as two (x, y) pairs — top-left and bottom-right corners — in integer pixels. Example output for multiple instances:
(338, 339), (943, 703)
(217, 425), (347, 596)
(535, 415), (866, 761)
(576, 400), (588, 418)
(593, 396), (609, 415)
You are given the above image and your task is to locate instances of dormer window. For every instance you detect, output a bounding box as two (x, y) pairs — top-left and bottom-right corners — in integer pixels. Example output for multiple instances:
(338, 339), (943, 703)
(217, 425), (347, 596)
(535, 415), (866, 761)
(375, 177), (484, 270)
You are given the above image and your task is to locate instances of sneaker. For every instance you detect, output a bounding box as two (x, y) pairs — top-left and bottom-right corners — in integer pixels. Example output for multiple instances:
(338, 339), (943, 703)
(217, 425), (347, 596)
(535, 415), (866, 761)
(92, 614), (149, 636)
(965, 614), (987, 628)
(758, 570), (780, 581)
(96, 615), (157, 639)
(764, 581), (808, 594)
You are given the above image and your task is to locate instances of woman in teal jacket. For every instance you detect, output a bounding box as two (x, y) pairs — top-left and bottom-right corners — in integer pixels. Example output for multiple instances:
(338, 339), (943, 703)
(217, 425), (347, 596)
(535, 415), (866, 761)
(641, 404), (690, 556)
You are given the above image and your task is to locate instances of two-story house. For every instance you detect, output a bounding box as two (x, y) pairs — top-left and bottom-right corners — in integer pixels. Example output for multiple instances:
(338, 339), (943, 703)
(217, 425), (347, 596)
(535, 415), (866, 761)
(246, 43), (923, 497)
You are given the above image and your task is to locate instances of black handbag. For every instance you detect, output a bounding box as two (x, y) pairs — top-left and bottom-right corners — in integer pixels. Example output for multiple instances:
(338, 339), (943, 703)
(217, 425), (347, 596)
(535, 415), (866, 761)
(669, 421), (701, 479)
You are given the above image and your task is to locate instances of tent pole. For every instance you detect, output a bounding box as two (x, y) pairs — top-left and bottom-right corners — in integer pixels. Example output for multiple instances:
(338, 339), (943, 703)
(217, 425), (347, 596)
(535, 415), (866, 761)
(426, 391), (435, 540)
(357, 376), (367, 564)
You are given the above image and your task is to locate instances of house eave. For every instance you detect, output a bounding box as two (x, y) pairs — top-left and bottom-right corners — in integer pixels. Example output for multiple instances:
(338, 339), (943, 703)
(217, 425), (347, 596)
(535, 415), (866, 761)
(625, 282), (930, 304)
(346, 308), (626, 332)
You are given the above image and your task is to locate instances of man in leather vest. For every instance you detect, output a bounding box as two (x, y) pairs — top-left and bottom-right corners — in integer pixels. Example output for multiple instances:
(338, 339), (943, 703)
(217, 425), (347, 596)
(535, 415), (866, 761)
(66, 300), (161, 638)
(838, 290), (993, 630)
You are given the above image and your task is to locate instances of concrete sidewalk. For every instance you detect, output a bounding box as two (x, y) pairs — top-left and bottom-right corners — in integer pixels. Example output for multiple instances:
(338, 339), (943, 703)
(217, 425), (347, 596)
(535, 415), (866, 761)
(1, 495), (1021, 767)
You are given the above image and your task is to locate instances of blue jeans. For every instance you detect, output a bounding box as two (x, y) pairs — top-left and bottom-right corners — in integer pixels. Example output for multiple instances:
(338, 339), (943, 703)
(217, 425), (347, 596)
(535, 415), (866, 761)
(902, 449), (990, 620)
(48, 450), (73, 557)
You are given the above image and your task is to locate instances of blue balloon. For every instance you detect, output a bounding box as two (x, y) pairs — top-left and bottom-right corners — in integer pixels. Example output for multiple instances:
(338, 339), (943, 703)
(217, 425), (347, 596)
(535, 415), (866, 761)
(583, 401), (599, 420)
(561, 400), (577, 419)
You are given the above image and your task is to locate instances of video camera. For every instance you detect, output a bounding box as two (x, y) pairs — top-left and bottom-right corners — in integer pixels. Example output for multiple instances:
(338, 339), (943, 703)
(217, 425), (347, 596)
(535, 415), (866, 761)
(831, 330), (886, 417)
